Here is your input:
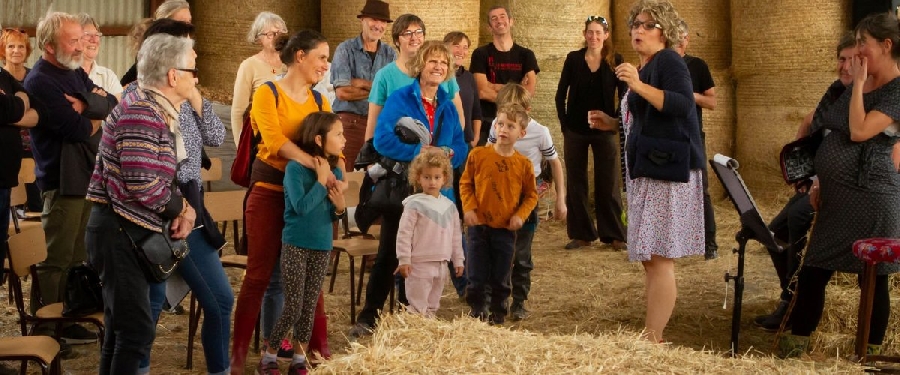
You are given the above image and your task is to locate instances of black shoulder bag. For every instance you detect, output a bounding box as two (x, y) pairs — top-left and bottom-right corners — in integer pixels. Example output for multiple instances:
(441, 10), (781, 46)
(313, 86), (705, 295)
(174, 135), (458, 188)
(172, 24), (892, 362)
(62, 262), (103, 317)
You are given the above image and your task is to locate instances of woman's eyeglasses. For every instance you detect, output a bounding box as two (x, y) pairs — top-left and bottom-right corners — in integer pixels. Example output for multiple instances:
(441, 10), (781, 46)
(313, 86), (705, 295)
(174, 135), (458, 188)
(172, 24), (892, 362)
(631, 20), (662, 31)
(174, 67), (198, 78)
(82, 32), (103, 41)
(257, 31), (286, 39)
(585, 16), (608, 27)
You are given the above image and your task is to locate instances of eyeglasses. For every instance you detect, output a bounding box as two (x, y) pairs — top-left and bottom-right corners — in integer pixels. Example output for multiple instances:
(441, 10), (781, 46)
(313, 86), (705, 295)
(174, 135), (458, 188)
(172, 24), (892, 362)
(399, 29), (424, 39)
(585, 15), (608, 27)
(174, 67), (198, 78)
(82, 32), (103, 40)
(258, 31), (286, 39)
(631, 20), (662, 31)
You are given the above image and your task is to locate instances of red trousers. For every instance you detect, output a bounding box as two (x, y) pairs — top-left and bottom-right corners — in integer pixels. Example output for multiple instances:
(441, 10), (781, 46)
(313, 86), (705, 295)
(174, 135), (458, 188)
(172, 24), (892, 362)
(230, 186), (329, 372)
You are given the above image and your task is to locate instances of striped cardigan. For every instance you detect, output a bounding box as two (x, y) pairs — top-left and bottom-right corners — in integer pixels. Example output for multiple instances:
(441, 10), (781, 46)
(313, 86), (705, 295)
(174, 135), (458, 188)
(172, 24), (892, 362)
(86, 86), (184, 231)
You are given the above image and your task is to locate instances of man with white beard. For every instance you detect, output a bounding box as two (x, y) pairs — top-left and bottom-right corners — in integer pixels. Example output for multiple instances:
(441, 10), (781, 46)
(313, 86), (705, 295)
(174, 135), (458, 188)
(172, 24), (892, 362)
(23, 11), (116, 349)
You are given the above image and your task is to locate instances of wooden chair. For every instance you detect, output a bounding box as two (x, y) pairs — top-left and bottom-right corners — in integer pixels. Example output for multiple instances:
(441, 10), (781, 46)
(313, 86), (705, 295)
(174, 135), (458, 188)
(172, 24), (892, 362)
(329, 171), (389, 324)
(203, 189), (246, 246)
(0, 336), (61, 375)
(8, 181), (41, 236)
(185, 189), (257, 369)
(6, 228), (104, 347)
(852, 238), (900, 369)
(200, 157), (222, 192)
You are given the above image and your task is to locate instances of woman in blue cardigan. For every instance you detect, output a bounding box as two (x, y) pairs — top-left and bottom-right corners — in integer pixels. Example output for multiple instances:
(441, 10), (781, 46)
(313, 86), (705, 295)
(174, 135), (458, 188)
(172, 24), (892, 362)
(615, 0), (704, 343)
(349, 40), (467, 337)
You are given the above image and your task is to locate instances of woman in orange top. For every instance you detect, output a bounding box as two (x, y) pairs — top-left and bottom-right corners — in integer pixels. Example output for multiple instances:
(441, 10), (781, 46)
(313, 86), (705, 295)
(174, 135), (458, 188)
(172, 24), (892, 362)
(230, 30), (334, 375)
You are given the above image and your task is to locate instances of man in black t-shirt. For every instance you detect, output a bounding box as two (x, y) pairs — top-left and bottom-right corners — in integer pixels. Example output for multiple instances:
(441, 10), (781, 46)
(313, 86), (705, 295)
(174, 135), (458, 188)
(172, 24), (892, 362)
(470, 5), (539, 146)
(675, 22), (718, 260)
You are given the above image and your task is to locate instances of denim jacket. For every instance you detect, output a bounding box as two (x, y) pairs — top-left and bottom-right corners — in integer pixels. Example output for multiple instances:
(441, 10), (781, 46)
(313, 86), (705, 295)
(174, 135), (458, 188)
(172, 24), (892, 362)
(330, 35), (396, 115)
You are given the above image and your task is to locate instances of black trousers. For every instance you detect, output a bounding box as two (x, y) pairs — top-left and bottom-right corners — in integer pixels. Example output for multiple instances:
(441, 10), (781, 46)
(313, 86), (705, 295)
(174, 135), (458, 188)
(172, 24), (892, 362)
(790, 266), (890, 345)
(355, 211), (407, 327)
(563, 130), (626, 243)
(767, 192), (815, 301)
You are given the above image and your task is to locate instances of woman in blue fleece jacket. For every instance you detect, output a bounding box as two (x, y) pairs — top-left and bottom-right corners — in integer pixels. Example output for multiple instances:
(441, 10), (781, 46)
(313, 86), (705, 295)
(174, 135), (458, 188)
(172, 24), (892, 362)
(349, 41), (467, 336)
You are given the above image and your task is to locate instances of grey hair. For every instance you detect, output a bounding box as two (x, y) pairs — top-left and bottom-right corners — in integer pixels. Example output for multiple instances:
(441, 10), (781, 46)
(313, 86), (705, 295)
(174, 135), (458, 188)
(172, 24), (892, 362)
(137, 34), (194, 88)
(36, 11), (79, 51)
(154, 0), (190, 20)
(247, 11), (287, 44)
(627, 0), (685, 49)
(77, 12), (100, 30)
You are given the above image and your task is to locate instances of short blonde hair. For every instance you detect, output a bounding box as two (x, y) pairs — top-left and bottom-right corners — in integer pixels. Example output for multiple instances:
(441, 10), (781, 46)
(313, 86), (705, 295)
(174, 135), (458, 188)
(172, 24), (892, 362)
(36, 11), (79, 51)
(247, 11), (287, 44)
(496, 103), (529, 129)
(626, 0), (684, 49)
(154, 0), (190, 20)
(407, 40), (455, 82)
(496, 83), (532, 111)
(408, 151), (453, 190)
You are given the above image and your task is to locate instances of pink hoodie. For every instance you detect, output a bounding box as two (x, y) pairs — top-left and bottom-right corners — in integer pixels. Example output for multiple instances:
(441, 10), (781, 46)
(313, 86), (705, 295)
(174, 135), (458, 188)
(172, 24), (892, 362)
(396, 193), (465, 268)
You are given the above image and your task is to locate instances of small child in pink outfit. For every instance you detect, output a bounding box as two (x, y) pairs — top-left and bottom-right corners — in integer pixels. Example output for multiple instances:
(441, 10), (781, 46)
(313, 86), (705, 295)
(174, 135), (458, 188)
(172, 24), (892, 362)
(394, 151), (465, 317)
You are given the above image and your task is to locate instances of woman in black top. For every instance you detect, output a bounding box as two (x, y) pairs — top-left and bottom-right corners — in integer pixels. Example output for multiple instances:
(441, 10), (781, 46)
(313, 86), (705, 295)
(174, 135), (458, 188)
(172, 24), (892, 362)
(555, 15), (627, 251)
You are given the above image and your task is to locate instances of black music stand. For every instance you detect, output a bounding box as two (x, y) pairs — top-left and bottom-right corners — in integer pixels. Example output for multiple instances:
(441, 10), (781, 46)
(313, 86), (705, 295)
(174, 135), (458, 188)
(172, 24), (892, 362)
(708, 154), (782, 355)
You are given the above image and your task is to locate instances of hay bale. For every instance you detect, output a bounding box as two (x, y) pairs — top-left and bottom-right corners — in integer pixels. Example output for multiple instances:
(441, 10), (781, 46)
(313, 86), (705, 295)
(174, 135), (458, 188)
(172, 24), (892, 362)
(704, 70), (735, 199)
(731, 0), (849, 78)
(322, 0), (480, 62)
(508, 0), (611, 158)
(194, 0), (320, 94)
(614, 0), (731, 70)
(732, 72), (836, 203)
(316, 313), (863, 373)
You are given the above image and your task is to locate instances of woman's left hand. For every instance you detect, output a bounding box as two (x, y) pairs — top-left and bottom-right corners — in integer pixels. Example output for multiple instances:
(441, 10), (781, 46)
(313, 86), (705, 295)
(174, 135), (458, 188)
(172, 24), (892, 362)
(614, 63), (641, 88)
(850, 55), (868, 85)
(170, 205), (196, 239)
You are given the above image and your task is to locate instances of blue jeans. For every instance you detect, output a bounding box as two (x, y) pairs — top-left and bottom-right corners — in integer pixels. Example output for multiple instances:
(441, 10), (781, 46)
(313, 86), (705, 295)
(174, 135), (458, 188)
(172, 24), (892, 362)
(143, 230), (234, 374)
(0, 187), (10, 280)
(465, 226), (516, 316)
(87, 204), (158, 375)
(261, 256), (284, 340)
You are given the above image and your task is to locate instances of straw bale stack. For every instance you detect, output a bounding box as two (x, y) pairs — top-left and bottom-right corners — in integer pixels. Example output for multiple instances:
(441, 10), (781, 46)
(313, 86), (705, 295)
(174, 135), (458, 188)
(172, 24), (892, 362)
(322, 0), (480, 62)
(316, 313), (864, 373)
(731, 0), (850, 203)
(703, 70), (734, 198)
(194, 0), (320, 94)
(510, 0), (611, 157)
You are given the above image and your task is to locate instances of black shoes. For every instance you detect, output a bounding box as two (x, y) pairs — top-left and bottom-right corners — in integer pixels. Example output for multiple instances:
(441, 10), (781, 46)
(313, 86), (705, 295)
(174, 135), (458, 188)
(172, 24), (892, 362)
(754, 300), (791, 332)
(509, 301), (528, 321)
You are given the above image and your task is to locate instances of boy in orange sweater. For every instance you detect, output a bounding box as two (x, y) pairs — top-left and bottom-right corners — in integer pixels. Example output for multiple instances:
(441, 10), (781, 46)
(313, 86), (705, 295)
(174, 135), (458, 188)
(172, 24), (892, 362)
(459, 103), (538, 325)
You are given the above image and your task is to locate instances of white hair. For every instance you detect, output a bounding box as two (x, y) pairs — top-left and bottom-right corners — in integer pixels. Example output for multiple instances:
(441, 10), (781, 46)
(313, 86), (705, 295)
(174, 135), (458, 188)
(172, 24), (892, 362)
(36, 11), (78, 51)
(247, 11), (287, 44)
(137, 34), (194, 88)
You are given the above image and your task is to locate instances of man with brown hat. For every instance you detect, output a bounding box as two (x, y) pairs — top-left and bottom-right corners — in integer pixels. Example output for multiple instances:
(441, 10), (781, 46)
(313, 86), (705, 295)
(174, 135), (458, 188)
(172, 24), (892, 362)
(330, 0), (396, 171)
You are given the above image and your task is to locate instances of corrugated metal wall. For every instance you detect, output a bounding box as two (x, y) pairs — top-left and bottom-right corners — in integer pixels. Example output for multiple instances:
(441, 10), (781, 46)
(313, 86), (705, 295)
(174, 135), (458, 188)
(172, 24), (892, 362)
(1, 0), (146, 81)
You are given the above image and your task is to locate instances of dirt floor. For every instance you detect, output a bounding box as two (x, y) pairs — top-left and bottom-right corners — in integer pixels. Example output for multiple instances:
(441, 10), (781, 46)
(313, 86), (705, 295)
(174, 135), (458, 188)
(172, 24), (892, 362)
(2, 197), (896, 374)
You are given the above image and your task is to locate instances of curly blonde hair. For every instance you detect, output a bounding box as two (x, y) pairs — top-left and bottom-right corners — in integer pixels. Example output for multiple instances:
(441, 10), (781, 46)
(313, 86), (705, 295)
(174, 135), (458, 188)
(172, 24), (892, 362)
(626, 0), (684, 48)
(408, 151), (453, 191)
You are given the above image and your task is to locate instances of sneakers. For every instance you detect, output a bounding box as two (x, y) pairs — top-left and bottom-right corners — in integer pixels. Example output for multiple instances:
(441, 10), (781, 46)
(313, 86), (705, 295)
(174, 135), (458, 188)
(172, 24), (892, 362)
(510, 301), (529, 321)
(469, 306), (488, 322)
(564, 240), (591, 250)
(753, 300), (790, 332)
(287, 362), (308, 375)
(256, 359), (280, 375)
(61, 324), (98, 345)
(347, 322), (374, 341)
